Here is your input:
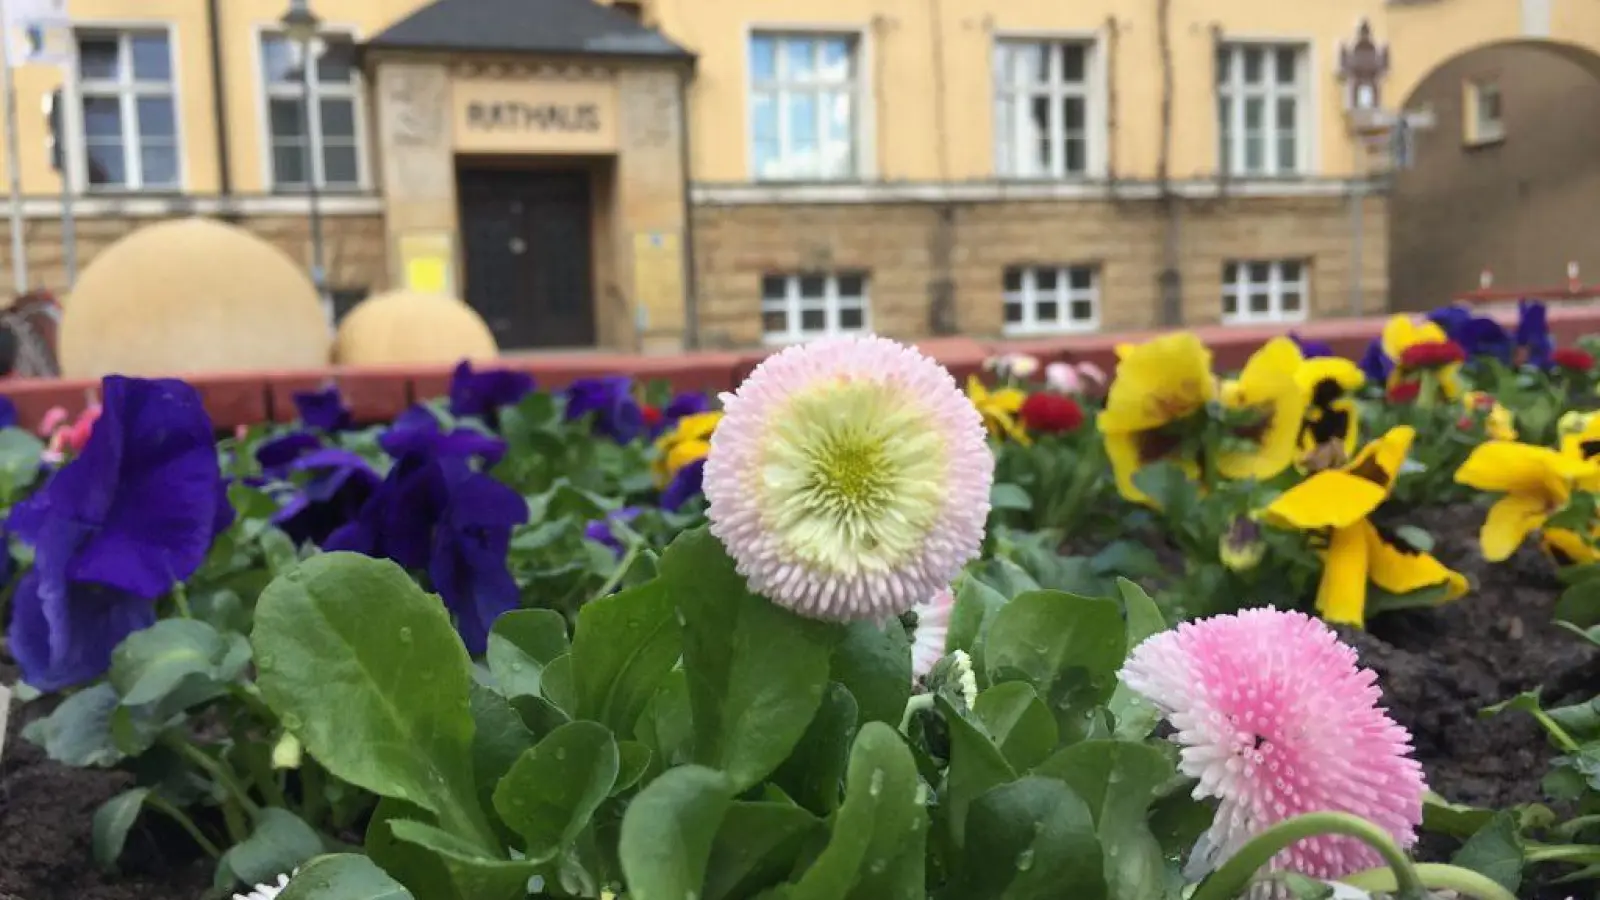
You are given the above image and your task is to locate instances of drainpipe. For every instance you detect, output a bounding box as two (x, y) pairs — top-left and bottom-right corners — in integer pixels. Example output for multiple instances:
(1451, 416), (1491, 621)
(205, 0), (237, 220)
(677, 62), (700, 350)
(1156, 0), (1182, 326)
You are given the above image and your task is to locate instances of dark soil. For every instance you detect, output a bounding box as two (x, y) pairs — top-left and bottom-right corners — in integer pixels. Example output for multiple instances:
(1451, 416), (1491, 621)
(1344, 503), (1600, 898)
(0, 659), (212, 900)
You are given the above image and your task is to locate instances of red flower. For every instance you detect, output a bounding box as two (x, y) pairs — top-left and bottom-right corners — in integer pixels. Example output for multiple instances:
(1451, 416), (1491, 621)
(1456, 416), (1476, 431)
(1398, 341), (1467, 369)
(641, 405), (663, 429)
(1019, 392), (1085, 434)
(1553, 347), (1596, 372)
(1386, 381), (1421, 404)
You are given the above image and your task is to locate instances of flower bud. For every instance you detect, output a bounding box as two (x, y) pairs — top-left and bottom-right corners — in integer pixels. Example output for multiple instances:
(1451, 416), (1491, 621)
(1220, 517), (1266, 572)
(271, 732), (303, 770)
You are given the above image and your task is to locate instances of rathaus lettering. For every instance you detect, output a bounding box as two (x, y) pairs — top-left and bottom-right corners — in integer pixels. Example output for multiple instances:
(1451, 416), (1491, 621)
(466, 101), (602, 133)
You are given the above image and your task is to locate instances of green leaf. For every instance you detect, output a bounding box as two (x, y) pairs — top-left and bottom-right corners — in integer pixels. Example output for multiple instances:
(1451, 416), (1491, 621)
(468, 683), (536, 819)
(771, 722), (925, 900)
(661, 528), (838, 792)
(618, 765), (735, 900)
(570, 580), (682, 736)
(1422, 791), (1495, 840)
(948, 575), (1008, 677)
(277, 853), (416, 900)
(539, 654), (578, 716)
(704, 802), (823, 900)
(937, 695), (1015, 851)
(1034, 740), (1173, 900)
(1450, 810), (1524, 894)
(91, 788), (150, 870)
(772, 682), (859, 816)
(251, 553), (491, 849)
(1556, 577), (1600, 630)
(973, 682), (1057, 771)
(0, 427), (44, 499)
(1109, 579), (1167, 740)
(1089, 543), (1163, 580)
(1394, 524), (1435, 552)
(109, 619), (239, 707)
(492, 721), (619, 863)
(968, 558), (1042, 605)
(636, 669), (694, 778)
(984, 590), (1126, 742)
(990, 482), (1032, 511)
(953, 776), (1107, 900)
(388, 820), (539, 900)
(614, 740), (652, 794)
(215, 809), (324, 891)
(485, 609), (568, 700)
(23, 683), (124, 767)
(1131, 462), (1198, 520)
(830, 621), (911, 727)
(365, 799), (458, 900)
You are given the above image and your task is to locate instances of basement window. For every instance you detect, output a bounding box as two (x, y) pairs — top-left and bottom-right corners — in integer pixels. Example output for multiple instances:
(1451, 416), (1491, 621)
(1463, 79), (1504, 146)
(1222, 260), (1308, 325)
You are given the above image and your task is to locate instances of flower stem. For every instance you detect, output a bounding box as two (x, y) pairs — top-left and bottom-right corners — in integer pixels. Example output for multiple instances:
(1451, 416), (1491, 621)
(144, 793), (223, 859)
(164, 736), (262, 820)
(1340, 862), (1518, 900)
(899, 694), (935, 734)
(591, 541), (641, 602)
(1188, 812), (1427, 900)
(170, 581), (192, 619)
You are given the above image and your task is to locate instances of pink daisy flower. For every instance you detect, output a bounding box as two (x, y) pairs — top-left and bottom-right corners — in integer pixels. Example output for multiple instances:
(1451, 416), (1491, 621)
(1119, 608), (1425, 885)
(911, 586), (955, 679)
(704, 336), (993, 621)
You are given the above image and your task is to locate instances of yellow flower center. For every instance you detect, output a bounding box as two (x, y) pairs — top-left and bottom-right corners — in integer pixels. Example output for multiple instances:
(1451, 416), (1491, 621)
(760, 379), (947, 575)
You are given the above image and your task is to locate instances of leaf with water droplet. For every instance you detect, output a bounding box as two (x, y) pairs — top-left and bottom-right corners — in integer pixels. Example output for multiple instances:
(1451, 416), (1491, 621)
(492, 720), (619, 864)
(973, 681), (1058, 771)
(951, 776), (1107, 900)
(388, 819), (540, 900)
(766, 722), (925, 900)
(570, 578), (681, 736)
(1034, 740), (1174, 900)
(984, 590), (1126, 743)
(701, 801), (822, 900)
(937, 695), (1016, 851)
(619, 766), (734, 900)
(1109, 579), (1168, 740)
(486, 608), (568, 700)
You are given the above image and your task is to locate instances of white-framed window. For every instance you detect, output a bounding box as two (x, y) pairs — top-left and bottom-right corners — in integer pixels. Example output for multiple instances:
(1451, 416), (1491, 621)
(1222, 260), (1308, 324)
(994, 40), (1096, 178)
(1002, 265), (1099, 335)
(261, 31), (364, 190)
(748, 32), (859, 181)
(1463, 79), (1504, 145)
(76, 29), (180, 191)
(1216, 43), (1308, 176)
(760, 272), (869, 343)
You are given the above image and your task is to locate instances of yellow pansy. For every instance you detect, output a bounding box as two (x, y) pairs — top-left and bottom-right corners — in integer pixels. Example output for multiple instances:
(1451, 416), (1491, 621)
(1462, 391), (1517, 441)
(1381, 315), (1462, 400)
(966, 376), (1030, 445)
(1559, 410), (1596, 439)
(1295, 356), (1365, 468)
(1099, 332), (1216, 506)
(1455, 440), (1600, 562)
(1543, 526), (1599, 566)
(1215, 336), (1309, 481)
(652, 411), (721, 488)
(1262, 426), (1469, 628)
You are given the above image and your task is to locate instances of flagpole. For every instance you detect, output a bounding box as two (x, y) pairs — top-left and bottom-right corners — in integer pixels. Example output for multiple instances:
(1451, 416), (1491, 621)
(0, 0), (28, 294)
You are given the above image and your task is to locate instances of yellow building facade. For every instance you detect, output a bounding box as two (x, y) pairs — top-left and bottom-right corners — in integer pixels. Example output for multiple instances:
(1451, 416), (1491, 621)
(0, 0), (1594, 353)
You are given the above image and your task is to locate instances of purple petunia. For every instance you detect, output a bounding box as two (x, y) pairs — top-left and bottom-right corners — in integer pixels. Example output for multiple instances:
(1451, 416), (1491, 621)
(1517, 298), (1554, 369)
(650, 392), (714, 439)
(448, 361), (535, 422)
(6, 377), (227, 691)
(1427, 304), (1512, 363)
(270, 449), (381, 547)
(584, 507), (643, 556)
(1287, 332), (1333, 359)
(380, 405), (506, 467)
(1357, 338), (1394, 386)
(293, 385), (353, 433)
(564, 376), (644, 444)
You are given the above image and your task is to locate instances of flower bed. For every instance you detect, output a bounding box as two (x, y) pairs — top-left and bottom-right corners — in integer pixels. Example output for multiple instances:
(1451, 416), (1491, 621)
(3, 302), (1600, 900)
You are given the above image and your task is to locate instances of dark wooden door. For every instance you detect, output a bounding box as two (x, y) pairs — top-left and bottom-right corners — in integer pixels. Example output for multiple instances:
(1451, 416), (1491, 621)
(457, 168), (596, 349)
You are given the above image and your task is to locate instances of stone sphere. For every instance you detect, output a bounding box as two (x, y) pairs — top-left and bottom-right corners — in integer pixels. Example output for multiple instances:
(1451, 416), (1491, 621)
(59, 217), (332, 377)
(334, 290), (499, 366)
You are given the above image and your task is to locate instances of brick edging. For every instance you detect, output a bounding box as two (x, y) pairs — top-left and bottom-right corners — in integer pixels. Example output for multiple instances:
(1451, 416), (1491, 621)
(8, 308), (1600, 431)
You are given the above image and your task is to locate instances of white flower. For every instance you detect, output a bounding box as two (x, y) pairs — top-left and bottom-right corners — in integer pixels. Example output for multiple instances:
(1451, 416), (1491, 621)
(233, 871), (294, 900)
(910, 587), (954, 680)
(950, 649), (978, 708)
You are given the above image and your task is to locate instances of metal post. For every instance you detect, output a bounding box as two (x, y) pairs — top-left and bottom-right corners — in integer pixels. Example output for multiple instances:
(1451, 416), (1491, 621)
(0, 0), (30, 293)
(298, 37), (329, 326)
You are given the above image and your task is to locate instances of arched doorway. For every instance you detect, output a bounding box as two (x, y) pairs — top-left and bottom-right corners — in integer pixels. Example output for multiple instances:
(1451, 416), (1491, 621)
(1387, 40), (1600, 311)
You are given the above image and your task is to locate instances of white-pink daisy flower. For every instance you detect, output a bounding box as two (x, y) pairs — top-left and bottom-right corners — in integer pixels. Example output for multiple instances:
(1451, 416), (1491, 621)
(910, 586), (955, 679)
(1119, 607), (1425, 885)
(704, 336), (993, 621)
